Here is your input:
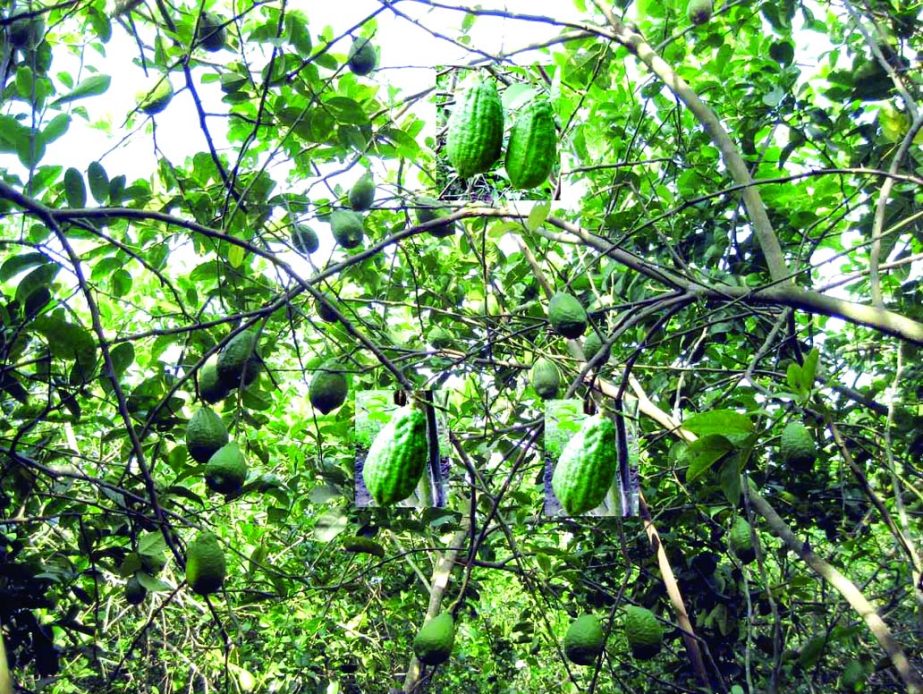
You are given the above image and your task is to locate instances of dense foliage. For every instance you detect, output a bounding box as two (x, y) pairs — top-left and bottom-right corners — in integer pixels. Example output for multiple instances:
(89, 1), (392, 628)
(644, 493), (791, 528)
(0, 1), (921, 692)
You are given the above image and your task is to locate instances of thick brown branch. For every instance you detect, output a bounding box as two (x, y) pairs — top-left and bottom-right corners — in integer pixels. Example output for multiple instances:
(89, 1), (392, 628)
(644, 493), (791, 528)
(748, 489), (923, 693)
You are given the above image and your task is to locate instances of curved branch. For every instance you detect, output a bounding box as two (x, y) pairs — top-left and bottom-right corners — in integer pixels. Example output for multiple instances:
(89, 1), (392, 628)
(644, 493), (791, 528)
(546, 216), (923, 345)
(402, 522), (470, 693)
(748, 489), (923, 694)
(0, 181), (418, 389)
(869, 113), (923, 306)
(598, 8), (790, 283)
(619, 375), (923, 693)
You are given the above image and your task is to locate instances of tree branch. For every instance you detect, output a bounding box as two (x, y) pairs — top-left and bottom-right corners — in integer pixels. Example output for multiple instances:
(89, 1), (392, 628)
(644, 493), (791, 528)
(402, 523), (470, 693)
(597, 7), (791, 284)
(545, 216), (923, 345)
(616, 374), (923, 693)
(748, 489), (923, 693)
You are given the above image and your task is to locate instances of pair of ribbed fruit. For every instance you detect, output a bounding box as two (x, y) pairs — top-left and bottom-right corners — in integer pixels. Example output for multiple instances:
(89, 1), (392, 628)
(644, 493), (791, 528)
(445, 78), (557, 189)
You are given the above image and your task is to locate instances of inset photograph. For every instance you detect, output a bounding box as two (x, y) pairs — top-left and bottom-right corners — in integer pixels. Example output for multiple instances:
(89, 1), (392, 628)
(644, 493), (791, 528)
(543, 400), (626, 517)
(355, 390), (450, 508)
(435, 65), (562, 203)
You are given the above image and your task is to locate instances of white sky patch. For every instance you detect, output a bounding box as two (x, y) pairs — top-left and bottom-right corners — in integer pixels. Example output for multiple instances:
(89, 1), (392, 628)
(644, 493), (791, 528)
(23, 1), (583, 181)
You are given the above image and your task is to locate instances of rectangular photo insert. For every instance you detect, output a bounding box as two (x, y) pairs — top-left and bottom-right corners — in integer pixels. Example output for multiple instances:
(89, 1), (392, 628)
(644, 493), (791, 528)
(434, 65), (564, 205)
(354, 389), (450, 509)
(543, 399), (629, 518)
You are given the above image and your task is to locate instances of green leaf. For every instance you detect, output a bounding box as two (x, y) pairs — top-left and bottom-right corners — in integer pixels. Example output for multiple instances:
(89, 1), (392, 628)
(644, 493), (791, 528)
(220, 72), (248, 94)
(86, 7), (112, 42)
(136, 574), (171, 592)
(51, 74), (111, 106)
(241, 388), (272, 411)
(16, 129), (45, 168)
(502, 83), (536, 110)
(227, 243), (245, 268)
(42, 113), (70, 143)
(285, 12), (312, 55)
(31, 315), (96, 365)
(525, 202), (550, 232)
(23, 287), (51, 319)
(1, 252), (52, 282)
(314, 509), (347, 542)
(248, 543), (269, 575)
(29, 166), (63, 196)
(718, 455), (742, 505)
(683, 410), (753, 437)
(802, 348), (819, 385)
(15, 65), (34, 100)
(109, 343), (134, 376)
(325, 97), (370, 126)
(684, 434), (735, 482)
(110, 268), (132, 297)
(380, 127), (420, 158)
(0, 116), (23, 152)
(762, 86), (784, 107)
(87, 161), (109, 204)
(15, 263), (59, 304)
(798, 634), (827, 668)
(63, 167), (87, 208)
(786, 361), (802, 392)
(138, 532), (167, 556)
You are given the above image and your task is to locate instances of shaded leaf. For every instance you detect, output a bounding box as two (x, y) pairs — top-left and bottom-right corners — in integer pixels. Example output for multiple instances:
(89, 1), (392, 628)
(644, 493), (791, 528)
(51, 74), (111, 106)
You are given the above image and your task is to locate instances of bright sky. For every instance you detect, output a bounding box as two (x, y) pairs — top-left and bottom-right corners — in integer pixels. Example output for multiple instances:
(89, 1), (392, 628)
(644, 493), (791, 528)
(35, 1), (583, 184)
(5, 0), (917, 350)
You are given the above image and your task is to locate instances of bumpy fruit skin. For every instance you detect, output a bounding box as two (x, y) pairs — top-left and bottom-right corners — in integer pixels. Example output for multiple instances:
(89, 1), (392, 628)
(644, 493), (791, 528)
(564, 615), (605, 666)
(548, 293), (587, 338)
(552, 414), (617, 515)
(125, 575), (147, 605)
(445, 79), (504, 179)
(185, 531), (226, 595)
(138, 78), (174, 115)
(347, 37), (377, 76)
(205, 442), (248, 495)
(413, 613), (455, 666)
(780, 421), (816, 470)
(343, 535), (385, 557)
(309, 361), (348, 414)
(197, 12), (227, 52)
(349, 174), (375, 211)
(198, 357), (230, 404)
(505, 96), (557, 189)
(624, 606), (663, 660)
(186, 407), (229, 464)
(531, 358), (560, 400)
(330, 210), (365, 249)
(729, 516), (756, 565)
(415, 197), (455, 238)
(362, 406), (429, 506)
(583, 330), (610, 364)
(687, 0), (713, 24)
(292, 224), (319, 254)
(217, 330), (261, 388)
